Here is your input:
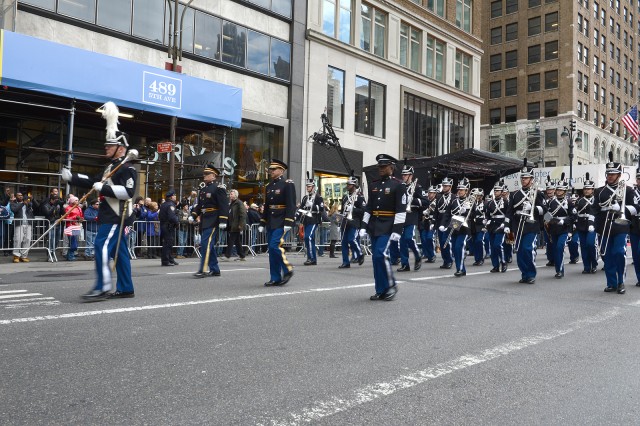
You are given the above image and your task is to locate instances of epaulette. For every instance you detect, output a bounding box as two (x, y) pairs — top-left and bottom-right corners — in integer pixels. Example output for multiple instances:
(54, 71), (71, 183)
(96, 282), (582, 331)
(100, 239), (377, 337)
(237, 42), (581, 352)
(286, 179), (294, 183)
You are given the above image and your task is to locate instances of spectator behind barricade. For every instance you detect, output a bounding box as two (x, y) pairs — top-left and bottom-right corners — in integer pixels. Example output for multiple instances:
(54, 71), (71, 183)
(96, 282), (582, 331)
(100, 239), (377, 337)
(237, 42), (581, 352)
(1, 187), (12, 206)
(328, 203), (341, 258)
(1, 192), (15, 256)
(225, 189), (247, 260)
(64, 195), (84, 261)
(146, 201), (160, 259)
(83, 199), (99, 260)
(0, 190), (12, 254)
(10, 192), (39, 263)
(176, 203), (191, 259)
(41, 189), (64, 257)
(133, 196), (148, 258)
(318, 204), (330, 257)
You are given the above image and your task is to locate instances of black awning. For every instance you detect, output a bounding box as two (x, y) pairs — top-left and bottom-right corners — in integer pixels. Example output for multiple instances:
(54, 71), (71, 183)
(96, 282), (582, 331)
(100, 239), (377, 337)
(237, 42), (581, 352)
(363, 148), (523, 193)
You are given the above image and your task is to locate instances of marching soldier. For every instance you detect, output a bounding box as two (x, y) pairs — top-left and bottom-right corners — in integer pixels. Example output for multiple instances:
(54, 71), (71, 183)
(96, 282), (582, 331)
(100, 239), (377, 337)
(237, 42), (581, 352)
(592, 153), (638, 294)
(567, 193), (581, 264)
(419, 186), (438, 263)
(545, 174), (575, 279)
(542, 177), (556, 267)
(507, 159), (546, 284)
(397, 164), (427, 272)
(501, 186), (513, 264)
(338, 175), (366, 269)
(469, 188), (487, 266)
(259, 159), (296, 286)
(574, 173), (598, 274)
(192, 164), (229, 278)
(435, 177), (454, 269)
(298, 174), (324, 266)
(442, 178), (471, 277)
(361, 154), (405, 301)
(630, 168), (640, 286)
(159, 190), (180, 266)
(61, 101), (137, 300)
(486, 179), (509, 273)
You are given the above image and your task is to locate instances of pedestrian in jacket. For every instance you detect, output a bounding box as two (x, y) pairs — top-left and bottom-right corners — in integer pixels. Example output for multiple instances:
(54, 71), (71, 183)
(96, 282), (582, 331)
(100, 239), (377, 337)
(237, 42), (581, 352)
(225, 189), (247, 260)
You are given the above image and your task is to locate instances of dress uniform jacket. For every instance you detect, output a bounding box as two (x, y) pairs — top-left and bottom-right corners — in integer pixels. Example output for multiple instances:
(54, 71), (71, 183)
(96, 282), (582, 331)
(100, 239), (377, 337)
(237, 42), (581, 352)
(546, 196), (575, 236)
(70, 157), (137, 225)
(507, 187), (547, 234)
(469, 199), (486, 234)
(159, 199), (179, 228)
(192, 181), (228, 230)
(404, 183), (428, 226)
(434, 191), (453, 229)
(485, 196), (509, 233)
(299, 192), (324, 226)
(574, 195), (595, 233)
(340, 192), (366, 230)
(629, 186), (640, 236)
(420, 198), (437, 232)
(261, 175), (297, 230)
(363, 175), (406, 237)
(591, 183), (638, 236)
(444, 196), (470, 236)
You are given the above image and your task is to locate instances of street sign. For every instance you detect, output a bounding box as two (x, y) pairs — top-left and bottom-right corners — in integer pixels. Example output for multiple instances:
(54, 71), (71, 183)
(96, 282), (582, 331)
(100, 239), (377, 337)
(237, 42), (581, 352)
(157, 142), (173, 153)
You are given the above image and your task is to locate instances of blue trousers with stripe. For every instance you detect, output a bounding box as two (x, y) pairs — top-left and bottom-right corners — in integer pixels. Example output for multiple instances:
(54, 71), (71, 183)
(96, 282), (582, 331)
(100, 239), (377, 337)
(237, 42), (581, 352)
(578, 230), (598, 272)
(267, 228), (292, 282)
(341, 226), (362, 265)
(94, 223), (133, 293)
(489, 232), (505, 269)
(399, 224), (420, 266)
(370, 234), (396, 295)
(550, 233), (568, 274)
(304, 224), (317, 262)
(516, 232), (538, 280)
(602, 233), (628, 288)
(198, 226), (220, 274)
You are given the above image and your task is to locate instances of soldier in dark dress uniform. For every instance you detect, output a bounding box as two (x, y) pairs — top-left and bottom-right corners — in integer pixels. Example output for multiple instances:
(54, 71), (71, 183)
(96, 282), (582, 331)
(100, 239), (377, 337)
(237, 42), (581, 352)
(567, 193), (581, 264)
(192, 164), (229, 278)
(542, 177), (556, 267)
(508, 159), (546, 284)
(629, 169), (640, 286)
(61, 101), (137, 300)
(419, 185), (438, 263)
(545, 175), (575, 279)
(298, 175), (324, 266)
(574, 173), (598, 274)
(338, 175), (366, 268)
(442, 178), (471, 277)
(592, 153), (639, 294)
(435, 177), (454, 269)
(259, 159), (297, 286)
(469, 188), (486, 266)
(159, 190), (179, 266)
(397, 164), (427, 272)
(501, 186), (514, 264)
(486, 179), (509, 273)
(361, 154), (406, 301)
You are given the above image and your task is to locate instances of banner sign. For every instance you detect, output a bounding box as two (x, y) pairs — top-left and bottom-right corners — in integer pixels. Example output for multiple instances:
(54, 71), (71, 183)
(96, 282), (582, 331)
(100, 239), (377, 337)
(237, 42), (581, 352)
(503, 164), (635, 191)
(0, 30), (242, 127)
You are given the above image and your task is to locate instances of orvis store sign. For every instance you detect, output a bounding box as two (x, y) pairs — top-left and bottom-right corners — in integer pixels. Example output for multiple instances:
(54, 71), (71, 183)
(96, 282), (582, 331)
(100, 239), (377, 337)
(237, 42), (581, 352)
(0, 30), (242, 127)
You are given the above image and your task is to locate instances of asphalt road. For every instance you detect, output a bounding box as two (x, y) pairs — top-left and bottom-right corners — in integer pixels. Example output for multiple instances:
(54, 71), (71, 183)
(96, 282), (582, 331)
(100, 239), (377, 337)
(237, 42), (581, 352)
(1, 251), (639, 425)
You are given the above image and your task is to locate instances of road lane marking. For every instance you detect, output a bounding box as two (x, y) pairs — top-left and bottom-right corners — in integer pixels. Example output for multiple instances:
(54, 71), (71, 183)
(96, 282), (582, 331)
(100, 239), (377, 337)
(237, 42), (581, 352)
(0, 297), (55, 304)
(0, 283), (373, 325)
(0, 293), (41, 300)
(263, 308), (621, 426)
(166, 267), (266, 275)
(0, 290), (29, 294)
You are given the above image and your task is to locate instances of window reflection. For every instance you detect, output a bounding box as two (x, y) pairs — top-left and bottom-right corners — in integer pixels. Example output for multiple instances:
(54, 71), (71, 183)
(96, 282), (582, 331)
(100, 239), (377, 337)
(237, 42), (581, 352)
(133, 0), (165, 43)
(21, 0), (55, 10)
(271, 0), (292, 18)
(222, 22), (247, 67)
(270, 38), (290, 80)
(58, 0), (96, 23)
(194, 12), (221, 60)
(247, 30), (270, 74)
(97, 0), (132, 34)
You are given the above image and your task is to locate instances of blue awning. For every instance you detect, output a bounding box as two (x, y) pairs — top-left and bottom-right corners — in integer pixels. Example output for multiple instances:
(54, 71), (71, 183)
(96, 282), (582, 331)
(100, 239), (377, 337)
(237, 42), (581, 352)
(0, 30), (242, 128)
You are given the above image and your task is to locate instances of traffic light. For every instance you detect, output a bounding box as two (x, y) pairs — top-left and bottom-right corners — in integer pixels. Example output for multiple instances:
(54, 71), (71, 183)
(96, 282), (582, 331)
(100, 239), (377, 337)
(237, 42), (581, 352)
(570, 119), (576, 132)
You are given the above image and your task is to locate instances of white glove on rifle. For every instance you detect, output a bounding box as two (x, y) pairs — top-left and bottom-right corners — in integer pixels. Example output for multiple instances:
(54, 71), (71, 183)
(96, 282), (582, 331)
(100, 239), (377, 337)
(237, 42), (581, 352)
(390, 232), (401, 242)
(284, 225), (292, 233)
(504, 227), (511, 234)
(258, 225), (264, 233)
(297, 209), (307, 215)
(438, 225), (446, 232)
(522, 201), (532, 213)
(219, 223), (227, 230)
(498, 223), (504, 230)
(358, 229), (367, 238)
(93, 182), (104, 192)
(588, 225), (595, 232)
(60, 167), (72, 182)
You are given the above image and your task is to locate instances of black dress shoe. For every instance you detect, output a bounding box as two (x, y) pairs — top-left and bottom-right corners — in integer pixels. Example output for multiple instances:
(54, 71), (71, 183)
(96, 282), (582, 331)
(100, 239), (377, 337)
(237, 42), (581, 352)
(264, 280), (282, 287)
(397, 264), (410, 272)
(370, 293), (383, 300)
(161, 263), (175, 266)
(555, 272), (564, 279)
(338, 264), (350, 269)
(391, 260), (400, 266)
(281, 271), (294, 285)
(414, 260), (421, 271)
(383, 285), (397, 301)
(193, 272), (207, 278)
(208, 271), (221, 277)
(604, 286), (617, 292)
(501, 263), (508, 273)
(472, 260), (484, 266)
(490, 267), (500, 273)
(170, 261), (179, 266)
(591, 268), (598, 274)
(525, 278), (535, 284)
(636, 282), (640, 287)
(506, 259), (512, 264)
(108, 291), (135, 299)
(454, 270), (466, 277)
(303, 260), (317, 266)
(424, 258), (436, 263)
(617, 284), (626, 294)
(358, 255), (365, 265)
(546, 261), (555, 267)
(81, 290), (108, 301)
(439, 263), (452, 269)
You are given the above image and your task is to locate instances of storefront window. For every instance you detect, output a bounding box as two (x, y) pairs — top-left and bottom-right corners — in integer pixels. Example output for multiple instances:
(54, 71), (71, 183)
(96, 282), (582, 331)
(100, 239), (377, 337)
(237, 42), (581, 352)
(97, 0), (132, 34)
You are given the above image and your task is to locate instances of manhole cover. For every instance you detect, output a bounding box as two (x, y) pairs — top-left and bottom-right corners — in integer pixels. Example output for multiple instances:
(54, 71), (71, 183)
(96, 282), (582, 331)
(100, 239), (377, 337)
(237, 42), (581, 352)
(35, 272), (88, 278)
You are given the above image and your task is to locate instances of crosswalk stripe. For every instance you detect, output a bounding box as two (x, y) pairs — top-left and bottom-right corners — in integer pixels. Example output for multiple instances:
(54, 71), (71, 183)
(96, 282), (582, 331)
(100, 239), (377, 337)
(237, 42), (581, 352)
(0, 293), (42, 300)
(0, 297), (55, 304)
(0, 290), (29, 294)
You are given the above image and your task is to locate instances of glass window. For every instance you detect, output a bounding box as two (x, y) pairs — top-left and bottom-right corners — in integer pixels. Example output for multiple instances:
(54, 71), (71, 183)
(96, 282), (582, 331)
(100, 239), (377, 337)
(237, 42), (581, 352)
(490, 81), (502, 99)
(505, 50), (517, 68)
(97, 0), (132, 33)
(426, 0), (445, 16)
(545, 40), (558, 60)
(426, 35), (445, 81)
(528, 73), (540, 92)
(21, 0), (54, 10)
(506, 0), (518, 13)
(248, 0), (271, 7)
(360, 4), (386, 57)
(527, 102), (540, 119)
(506, 22), (518, 41)
(490, 53), (502, 71)
(355, 76), (385, 138)
(545, 12), (558, 32)
(490, 108), (501, 125)
(58, 0), (96, 23)
(272, 0), (292, 18)
(529, 45), (541, 63)
(505, 77), (517, 96)
(171, 2), (194, 53)
(491, 27), (502, 44)
(545, 70), (558, 89)
(247, 30), (270, 75)
(529, 0), (541, 6)
(400, 23), (421, 72)
(323, 0), (352, 44)
(456, 0), (472, 32)
(529, 16), (541, 36)
(505, 133), (517, 151)
(222, 21), (247, 67)
(270, 38), (291, 81)
(455, 50), (471, 93)
(327, 67), (345, 128)
(133, 0), (165, 43)
(194, 12), (221, 60)
(505, 106), (517, 122)
(373, 8), (386, 57)
(544, 99), (558, 117)
(491, 1), (502, 18)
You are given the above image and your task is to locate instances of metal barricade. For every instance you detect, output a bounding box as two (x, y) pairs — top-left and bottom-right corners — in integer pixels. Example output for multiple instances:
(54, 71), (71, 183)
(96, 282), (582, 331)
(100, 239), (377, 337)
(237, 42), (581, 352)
(132, 220), (201, 260)
(1, 217), (53, 261)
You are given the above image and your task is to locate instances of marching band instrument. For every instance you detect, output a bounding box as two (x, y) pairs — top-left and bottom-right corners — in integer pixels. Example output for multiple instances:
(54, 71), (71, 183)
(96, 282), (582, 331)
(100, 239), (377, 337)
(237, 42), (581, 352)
(600, 180), (627, 255)
(443, 197), (476, 249)
(514, 182), (539, 251)
(405, 178), (418, 213)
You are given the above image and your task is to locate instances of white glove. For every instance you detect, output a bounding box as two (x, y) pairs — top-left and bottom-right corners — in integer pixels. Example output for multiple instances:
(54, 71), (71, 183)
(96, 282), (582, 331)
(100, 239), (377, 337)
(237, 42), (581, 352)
(219, 223), (227, 230)
(188, 216), (194, 224)
(504, 227), (511, 234)
(611, 203), (621, 212)
(522, 201), (532, 213)
(92, 182), (104, 192)
(344, 205), (352, 212)
(558, 219), (564, 225)
(358, 228), (367, 238)
(588, 225), (595, 232)
(60, 167), (72, 182)
(297, 209), (307, 215)
(429, 224), (434, 231)
(459, 207), (467, 214)
(284, 225), (292, 233)
(438, 225), (446, 232)
(258, 225), (264, 233)
(390, 232), (401, 242)
(498, 223), (505, 230)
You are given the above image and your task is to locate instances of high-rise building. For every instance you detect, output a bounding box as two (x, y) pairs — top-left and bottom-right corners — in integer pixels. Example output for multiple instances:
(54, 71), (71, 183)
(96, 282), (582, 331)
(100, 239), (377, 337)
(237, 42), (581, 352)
(480, 0), (639, 174)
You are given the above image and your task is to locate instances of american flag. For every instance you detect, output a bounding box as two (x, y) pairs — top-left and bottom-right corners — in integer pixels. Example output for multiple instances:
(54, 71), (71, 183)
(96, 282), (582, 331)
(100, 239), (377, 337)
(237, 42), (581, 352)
(64, 224), (82, 236)
(124, 225), (133, 236)
(621, 105), (639, 141)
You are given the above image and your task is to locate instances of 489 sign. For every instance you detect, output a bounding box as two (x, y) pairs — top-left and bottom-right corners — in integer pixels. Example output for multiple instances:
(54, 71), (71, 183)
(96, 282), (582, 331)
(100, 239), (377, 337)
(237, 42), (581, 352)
(142, 71), (183, 110)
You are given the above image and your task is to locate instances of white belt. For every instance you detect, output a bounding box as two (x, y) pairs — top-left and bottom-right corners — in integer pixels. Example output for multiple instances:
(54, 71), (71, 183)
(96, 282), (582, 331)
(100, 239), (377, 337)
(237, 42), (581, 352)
(553, 216), (567, 220)
(578, 214), (590, 218)
(491, 215), (505, 218)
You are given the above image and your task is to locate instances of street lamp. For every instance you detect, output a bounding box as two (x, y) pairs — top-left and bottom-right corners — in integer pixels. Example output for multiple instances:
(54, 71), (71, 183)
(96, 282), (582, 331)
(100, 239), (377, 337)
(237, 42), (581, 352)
(561, 119), (582, 189)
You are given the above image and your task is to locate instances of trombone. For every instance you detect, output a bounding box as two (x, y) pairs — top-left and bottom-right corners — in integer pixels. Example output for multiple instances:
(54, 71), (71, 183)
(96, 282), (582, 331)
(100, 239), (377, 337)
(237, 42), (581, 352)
(600, 180), (628, 255)
(514, 182), (539, 251)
